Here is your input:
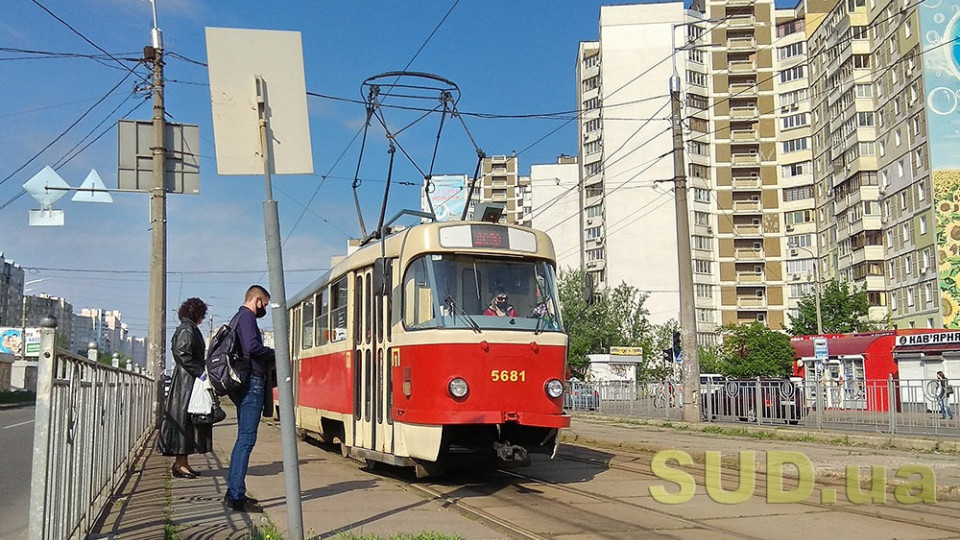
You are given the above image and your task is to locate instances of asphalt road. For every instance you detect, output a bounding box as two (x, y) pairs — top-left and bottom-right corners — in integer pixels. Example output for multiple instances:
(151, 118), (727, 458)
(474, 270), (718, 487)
(0, 406), (35, 540)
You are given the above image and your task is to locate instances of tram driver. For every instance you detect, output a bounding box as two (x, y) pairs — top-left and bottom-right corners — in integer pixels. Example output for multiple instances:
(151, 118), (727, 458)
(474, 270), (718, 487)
(484, 286), (519, 317)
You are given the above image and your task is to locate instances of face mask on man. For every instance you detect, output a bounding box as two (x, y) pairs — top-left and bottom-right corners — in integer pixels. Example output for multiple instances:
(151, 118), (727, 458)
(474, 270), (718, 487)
(255, 299), (267, 319)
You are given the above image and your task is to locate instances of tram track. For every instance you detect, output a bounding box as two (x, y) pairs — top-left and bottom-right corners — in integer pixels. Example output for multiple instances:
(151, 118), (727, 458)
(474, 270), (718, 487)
(363, 440), (960, 540)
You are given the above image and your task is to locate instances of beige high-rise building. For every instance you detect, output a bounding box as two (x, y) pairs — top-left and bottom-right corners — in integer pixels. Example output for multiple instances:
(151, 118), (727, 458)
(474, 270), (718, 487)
(566, 0), (960, 336)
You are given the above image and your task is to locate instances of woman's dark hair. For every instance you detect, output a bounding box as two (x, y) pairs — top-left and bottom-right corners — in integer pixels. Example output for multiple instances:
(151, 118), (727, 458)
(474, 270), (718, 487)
(178, 297), (207, 322)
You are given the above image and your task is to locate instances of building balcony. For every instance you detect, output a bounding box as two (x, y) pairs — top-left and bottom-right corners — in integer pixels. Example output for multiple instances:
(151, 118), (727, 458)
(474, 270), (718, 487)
(728, 37), (757, 51)
(728, 59), (757, 73)
(734, 247), (764, 260)
(726, 0), (756, 5)
(731, 129), (759, 142)
(729, 83), (758, 97)
(737, 295), (767, 308)
(731, 153), (760, 166)
(727, 14), (757, 28)
(851, 245), (885, 265)
(730, 106), (759, 120)
(736, 272), (766, 284)
(733, 176), (761, 188)
(734, 223), (763, 236)
(732, 200), (762, 213)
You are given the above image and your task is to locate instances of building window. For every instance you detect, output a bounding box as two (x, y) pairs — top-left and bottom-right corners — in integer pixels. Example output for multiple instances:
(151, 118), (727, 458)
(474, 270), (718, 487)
(585, 204), (602, 218)
(782, 113), (809, 129)
(585, 118), (601, 132)
(787, 234), (812, 248)
(586, 248), (604, 261)
(689, 163), (710, 178)
(779, 65), (806, 83)
(687, 93), (709, 109)
(694, 259), (713, 274)
(782, 161), (811, 177)
(920, 215), (928, 235)
(689, 118), (708, 132)
(583, 53), (599, 68)
(695, 284), (713, 298)
(777, 42), (805, 60)
(582, 75), (599, 91)
(783, 185), (813, 202)
(693, 188), (711, 203)
(696, 308), (715, 323)
(586, 226), (602, 240)
(693, 235), (713, 250)
(907, 288), (915, 307)
(694, 211), (710, 226)
(782, 137), (809, 153)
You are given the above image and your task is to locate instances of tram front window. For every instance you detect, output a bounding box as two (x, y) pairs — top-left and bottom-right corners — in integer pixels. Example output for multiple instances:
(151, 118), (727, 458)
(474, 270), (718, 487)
(402, 254), (562, 332)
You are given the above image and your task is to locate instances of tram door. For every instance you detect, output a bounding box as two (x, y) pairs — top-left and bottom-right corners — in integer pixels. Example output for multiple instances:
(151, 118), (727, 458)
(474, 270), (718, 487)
(373, 258), (395, 453)
(352, 270), (374, 450)
(351, 264), (395, 454)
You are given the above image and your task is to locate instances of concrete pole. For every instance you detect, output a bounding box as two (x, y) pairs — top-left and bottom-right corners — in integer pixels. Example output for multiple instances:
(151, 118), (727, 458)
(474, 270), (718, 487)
(28, 316), (57, 540)
(146, 43), (167, 427)
(670, 74), (701, 423)
(256, 75), (304, 540)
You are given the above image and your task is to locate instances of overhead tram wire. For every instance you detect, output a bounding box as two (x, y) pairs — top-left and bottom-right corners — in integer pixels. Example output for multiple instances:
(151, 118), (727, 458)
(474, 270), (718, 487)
(0, 69), (142, 193)
(278, 1), (461, 248)
(30, 0), (150, 85)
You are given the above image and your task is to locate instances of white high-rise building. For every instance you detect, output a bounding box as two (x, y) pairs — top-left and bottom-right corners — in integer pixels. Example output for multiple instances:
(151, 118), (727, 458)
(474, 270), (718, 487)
(529, 155), (581, 273)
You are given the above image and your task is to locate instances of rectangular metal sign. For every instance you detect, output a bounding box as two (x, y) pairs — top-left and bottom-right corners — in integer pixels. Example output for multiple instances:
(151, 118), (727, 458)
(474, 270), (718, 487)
(117, 120), (200, 194)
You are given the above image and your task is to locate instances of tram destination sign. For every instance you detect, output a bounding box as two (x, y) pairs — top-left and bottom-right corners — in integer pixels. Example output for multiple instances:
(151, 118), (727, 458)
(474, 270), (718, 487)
(895, 331), (960, 347)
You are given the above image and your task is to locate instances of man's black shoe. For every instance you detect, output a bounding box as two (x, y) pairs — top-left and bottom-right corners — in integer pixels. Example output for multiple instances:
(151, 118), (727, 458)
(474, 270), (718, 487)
(223, 495), (262, 513)
(241, 495), (258, 505)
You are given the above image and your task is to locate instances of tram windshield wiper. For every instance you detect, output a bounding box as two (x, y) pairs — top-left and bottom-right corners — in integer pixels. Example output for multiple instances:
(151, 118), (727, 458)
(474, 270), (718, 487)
(444, 296), (482, 334)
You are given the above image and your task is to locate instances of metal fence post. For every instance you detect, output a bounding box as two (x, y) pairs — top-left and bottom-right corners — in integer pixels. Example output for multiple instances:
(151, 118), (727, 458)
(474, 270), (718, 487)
(755, 377), (762, 425)
(816, 377), (823, 430)
(28, 316), (58, 540)
(888, 374), (896, 434)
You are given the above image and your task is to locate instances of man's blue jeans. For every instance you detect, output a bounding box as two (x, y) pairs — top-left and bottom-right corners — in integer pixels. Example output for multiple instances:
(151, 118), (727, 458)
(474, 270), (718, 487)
(227, 375), (264, 501)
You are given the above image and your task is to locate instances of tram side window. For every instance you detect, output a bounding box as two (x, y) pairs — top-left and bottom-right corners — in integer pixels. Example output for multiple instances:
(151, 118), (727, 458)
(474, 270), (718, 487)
(403, 257), (435, 328)
(316, 289), (329, 345)
(301, 297), (314, 349)
(331, 277), (348, 342)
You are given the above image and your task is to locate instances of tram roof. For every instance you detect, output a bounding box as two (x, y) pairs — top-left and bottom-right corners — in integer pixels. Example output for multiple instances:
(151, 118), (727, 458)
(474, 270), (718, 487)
(287, 220), (557, 307)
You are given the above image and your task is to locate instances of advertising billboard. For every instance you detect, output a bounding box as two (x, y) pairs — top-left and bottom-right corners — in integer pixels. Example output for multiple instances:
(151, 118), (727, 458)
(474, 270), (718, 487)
(422, 174), (468, 222)
(920, 1), (960, 328)
(0, 328), (41, 358)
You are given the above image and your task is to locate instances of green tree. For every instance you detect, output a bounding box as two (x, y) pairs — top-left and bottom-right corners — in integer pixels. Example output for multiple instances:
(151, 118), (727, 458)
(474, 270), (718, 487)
(558, 269), (652, 378)
(785, 279), (885, 336)
(718, 322), (795, 378)
(697, 344), (728, 375)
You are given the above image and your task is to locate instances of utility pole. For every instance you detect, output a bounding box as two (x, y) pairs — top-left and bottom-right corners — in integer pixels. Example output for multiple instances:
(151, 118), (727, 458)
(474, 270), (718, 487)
(146, 3), (166, 426)
(669, 71), (701, 423)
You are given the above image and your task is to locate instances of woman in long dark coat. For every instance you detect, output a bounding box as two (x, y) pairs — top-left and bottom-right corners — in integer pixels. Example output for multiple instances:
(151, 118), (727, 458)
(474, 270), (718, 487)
(157, 297), (212, 478)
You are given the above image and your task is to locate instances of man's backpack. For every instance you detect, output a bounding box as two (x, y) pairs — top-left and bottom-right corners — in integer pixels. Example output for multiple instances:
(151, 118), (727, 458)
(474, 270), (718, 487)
(205, 314), (249, 396)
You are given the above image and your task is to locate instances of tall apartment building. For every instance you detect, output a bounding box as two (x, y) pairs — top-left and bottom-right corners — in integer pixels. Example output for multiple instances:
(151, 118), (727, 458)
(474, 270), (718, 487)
(804, 0), (960, 330)
(476, 155), (529, 226)
(570, 0), (960, 335)
(24, 294), (73, 347)
(576, 3), (720, 338)
(0, 253), (24, 327)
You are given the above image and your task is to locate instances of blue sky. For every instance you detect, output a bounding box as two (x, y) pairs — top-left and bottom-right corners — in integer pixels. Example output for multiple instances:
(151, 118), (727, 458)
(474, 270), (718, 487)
(1, 0), (796, 344)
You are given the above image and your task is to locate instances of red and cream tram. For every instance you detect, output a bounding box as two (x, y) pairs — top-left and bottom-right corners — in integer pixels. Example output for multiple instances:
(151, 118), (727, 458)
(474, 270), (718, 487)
(287, 221), (570, 476)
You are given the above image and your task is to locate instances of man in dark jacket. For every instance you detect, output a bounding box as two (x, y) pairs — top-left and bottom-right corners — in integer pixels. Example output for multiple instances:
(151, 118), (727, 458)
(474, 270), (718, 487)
(224, 285), (275, 512)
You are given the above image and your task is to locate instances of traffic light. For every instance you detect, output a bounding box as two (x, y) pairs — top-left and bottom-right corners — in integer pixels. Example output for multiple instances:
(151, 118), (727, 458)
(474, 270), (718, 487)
(672, 330), (681, 353)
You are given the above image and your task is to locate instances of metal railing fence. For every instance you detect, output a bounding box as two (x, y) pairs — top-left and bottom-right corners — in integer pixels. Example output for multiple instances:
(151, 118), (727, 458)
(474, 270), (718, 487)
(565, 376), (958, 436)
(28, 317), (156, 540)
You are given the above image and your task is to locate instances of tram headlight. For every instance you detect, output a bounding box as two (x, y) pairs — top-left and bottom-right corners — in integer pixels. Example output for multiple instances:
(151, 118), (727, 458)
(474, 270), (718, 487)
(545, 378), (564, 399)
(448, 377), (469, 398)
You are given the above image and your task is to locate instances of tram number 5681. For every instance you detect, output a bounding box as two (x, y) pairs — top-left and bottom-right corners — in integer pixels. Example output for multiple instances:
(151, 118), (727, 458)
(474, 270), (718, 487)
(491, 370), (526, 382)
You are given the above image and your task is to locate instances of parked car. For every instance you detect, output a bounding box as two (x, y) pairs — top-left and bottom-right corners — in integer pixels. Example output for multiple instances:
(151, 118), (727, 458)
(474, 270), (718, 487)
(564, 380), (599, 411)
(701, 378), (805, 424)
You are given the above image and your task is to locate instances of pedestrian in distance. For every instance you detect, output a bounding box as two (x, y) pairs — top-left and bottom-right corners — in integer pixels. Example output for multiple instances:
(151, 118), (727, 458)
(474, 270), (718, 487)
(157, 297), (211, 479)
(224, 285), (276, 512)
(936, 371), (954, 420)
(483, 286), (518, 317)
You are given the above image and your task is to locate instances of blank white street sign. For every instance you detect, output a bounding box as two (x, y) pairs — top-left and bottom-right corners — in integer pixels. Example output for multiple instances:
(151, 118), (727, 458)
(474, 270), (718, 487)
(205, 27), (313, 176)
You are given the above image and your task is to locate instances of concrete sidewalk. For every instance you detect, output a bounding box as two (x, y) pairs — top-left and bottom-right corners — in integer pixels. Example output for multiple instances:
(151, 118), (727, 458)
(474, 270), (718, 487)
(89, 406), (508, 540)
(89, 409), (960, 539)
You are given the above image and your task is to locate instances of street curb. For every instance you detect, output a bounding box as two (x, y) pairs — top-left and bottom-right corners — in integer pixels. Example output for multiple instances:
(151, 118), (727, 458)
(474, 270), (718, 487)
(565, 412), (960, 454)
(0, 401), (35, 410)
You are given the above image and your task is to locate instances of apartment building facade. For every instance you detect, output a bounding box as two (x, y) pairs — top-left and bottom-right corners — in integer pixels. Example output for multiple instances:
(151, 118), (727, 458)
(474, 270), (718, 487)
(0, 253), (24, 327)
(529, 155), (582, 273)
(576, 3), (722, 339)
